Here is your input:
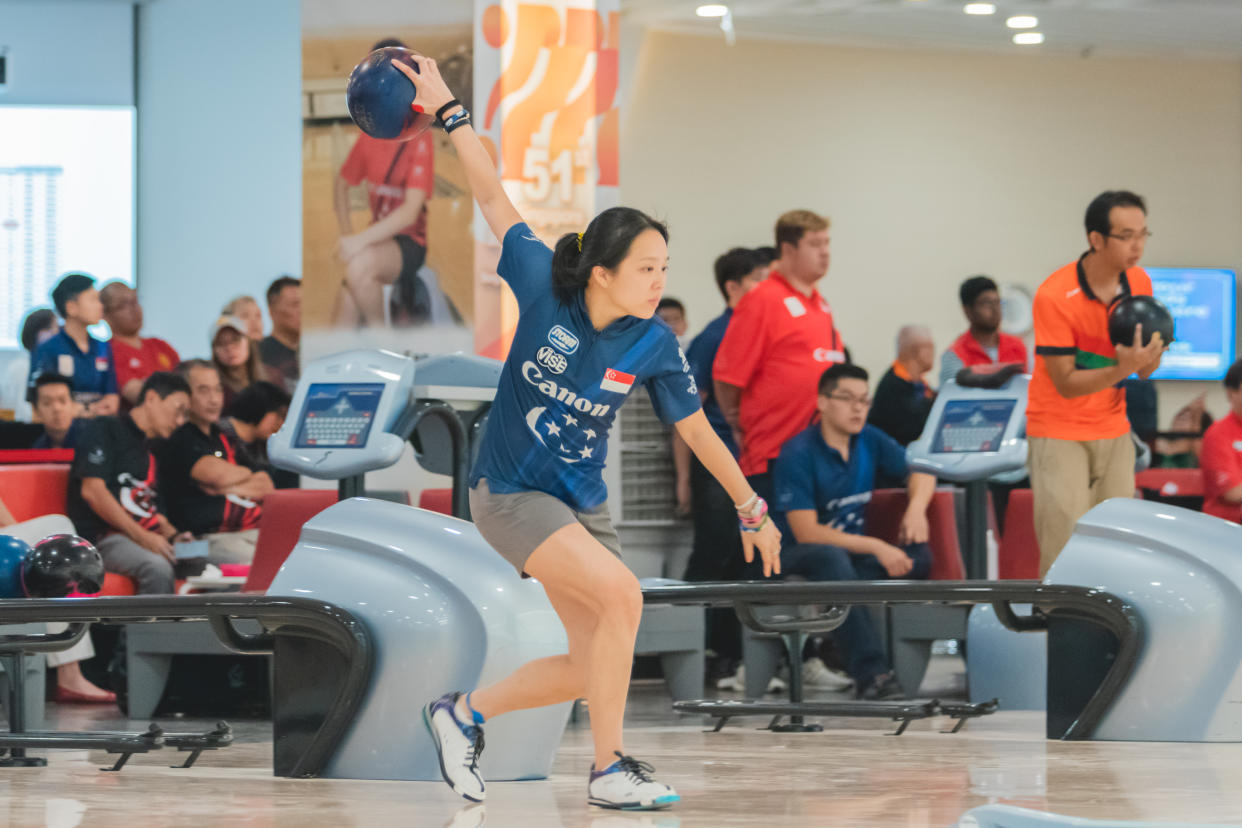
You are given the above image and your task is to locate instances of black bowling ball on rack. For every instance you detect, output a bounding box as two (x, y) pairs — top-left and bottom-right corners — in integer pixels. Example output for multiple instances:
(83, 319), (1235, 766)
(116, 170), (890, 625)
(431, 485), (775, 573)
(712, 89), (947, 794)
(22, 534), (106, 597)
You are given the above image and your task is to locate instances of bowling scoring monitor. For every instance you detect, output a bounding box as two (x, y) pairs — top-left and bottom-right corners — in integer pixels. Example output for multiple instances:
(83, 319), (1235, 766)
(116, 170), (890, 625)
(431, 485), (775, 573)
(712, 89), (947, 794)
(930, 399), (1018, 454)
(268, 349), (416, 480)
(293, 383), (385, 449)
(906, 371), (1029, 483)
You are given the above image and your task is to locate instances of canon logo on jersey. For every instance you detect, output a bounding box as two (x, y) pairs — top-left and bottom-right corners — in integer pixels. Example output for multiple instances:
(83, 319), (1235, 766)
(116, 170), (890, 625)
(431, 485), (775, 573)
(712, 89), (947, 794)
(813, 348), (845, 363)
(522, 361), (612, 417)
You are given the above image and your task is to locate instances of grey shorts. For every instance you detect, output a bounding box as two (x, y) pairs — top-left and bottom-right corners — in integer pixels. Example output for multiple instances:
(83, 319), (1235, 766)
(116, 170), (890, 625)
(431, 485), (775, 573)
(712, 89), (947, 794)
(470, 479), (621, 577)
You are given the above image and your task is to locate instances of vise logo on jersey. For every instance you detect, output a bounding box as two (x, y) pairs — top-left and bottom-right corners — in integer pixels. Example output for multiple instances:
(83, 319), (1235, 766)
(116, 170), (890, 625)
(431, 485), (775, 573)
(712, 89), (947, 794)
(521, 361), (612, 418)
(600, 368), (635, 395)
(548, 325), (580, 355)
(536, 346), (568, 375)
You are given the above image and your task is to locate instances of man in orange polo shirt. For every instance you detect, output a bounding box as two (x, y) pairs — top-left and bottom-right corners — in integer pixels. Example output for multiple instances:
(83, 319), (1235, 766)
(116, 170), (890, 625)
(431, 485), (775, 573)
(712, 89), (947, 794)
(1200, 359), (1242, 523)
(1027, 190), (1166, 574)
(713, 209), (846, 504)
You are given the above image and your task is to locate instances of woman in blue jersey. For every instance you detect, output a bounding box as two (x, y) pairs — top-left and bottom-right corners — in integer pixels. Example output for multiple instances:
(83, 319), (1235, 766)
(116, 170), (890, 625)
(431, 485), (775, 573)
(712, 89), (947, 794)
(394, 57), (781, 812)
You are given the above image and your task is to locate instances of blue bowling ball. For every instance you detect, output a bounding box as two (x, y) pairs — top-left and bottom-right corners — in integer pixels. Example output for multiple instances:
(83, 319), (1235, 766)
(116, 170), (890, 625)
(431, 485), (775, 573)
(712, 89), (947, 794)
(0, 534), (32, 598)
(346, 47), (435, 142)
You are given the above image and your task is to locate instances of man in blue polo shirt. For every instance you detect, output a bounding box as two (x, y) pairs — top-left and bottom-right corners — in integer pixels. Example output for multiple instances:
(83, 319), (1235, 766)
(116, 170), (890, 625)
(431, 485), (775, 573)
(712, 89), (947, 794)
(771, 362), (937, 700)
(29, 273), (119, 417)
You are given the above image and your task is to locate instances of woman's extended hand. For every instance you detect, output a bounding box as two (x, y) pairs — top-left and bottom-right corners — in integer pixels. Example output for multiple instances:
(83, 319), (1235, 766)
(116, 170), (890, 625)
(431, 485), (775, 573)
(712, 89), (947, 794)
(390, 56), (456, 115)
(742, 519), (782, 578)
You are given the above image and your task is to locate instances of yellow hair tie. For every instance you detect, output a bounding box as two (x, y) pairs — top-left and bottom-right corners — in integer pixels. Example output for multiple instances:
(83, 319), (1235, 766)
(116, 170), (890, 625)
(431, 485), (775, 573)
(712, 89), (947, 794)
(576, 232), (584, 252)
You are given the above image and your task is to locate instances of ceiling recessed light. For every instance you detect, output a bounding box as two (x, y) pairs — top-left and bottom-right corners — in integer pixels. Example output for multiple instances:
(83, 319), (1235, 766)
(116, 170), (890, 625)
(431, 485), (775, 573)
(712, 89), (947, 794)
(696, 4), (729, 17)
(963, 2), (996, 14)
(1013, 31), (1045, 45)
(1007, 15), (1039, 29)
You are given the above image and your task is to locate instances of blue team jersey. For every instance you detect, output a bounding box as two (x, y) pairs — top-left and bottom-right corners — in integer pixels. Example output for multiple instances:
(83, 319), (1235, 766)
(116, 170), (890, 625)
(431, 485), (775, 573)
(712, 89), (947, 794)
(29, 329), (118, 403)
(685, 308), (735, 457)
(470, 223), (702, 512)
(772, 423), (909, 537)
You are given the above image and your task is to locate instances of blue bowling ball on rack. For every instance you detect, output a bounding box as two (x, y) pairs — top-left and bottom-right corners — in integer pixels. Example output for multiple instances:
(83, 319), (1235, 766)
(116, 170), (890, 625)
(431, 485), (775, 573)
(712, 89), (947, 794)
(0, 534), (32, 598)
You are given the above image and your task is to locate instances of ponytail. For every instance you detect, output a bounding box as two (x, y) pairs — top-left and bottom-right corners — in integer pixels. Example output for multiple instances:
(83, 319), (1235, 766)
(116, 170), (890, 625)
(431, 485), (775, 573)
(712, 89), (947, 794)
(548, 207), (668, 304)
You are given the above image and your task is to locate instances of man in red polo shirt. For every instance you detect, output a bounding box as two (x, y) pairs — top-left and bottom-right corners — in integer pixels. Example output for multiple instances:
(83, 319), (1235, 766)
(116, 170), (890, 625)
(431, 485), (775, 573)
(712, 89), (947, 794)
(334, 38), (436, 329)
(713, 209), (845, 503)
(1201, 360), (1242, 523)
(939, 275), (1029, 386)
(1027, 190), (1166, 574)
(100, 281), (180, 407)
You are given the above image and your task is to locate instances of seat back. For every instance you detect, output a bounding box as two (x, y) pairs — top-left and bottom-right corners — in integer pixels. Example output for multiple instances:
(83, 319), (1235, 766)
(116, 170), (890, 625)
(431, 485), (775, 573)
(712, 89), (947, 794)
(1136, 467), (1205, 511)
(0, 463), (71, 522)
(865, 488), (965, 580)
(243, 489), (338, 593)
(998, 488), (1039, 580)
(418, 488), (453, 516)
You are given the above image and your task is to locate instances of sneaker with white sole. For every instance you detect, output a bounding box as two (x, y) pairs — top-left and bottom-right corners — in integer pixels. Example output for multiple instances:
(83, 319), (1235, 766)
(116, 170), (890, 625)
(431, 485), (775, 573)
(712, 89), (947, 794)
(714, 665), (787, 694)
(801, 656), (853, 691)
(423, 691), (486, 802)
(588, 752), (680, 810)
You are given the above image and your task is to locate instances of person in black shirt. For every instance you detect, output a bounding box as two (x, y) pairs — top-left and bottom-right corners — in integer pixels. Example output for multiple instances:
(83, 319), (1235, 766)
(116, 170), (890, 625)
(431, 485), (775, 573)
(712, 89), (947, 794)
(258, 276), (301, 394)
(220, 380), (296, 489)
(868, 324), (937, 447)
(158, 360), (271, 563)
(30, 373), (84, 449)
(67, 372), (191, 594)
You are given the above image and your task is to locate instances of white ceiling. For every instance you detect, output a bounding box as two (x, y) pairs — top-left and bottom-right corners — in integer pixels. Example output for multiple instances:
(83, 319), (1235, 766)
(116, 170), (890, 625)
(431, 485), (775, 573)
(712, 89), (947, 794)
(626, 0), (1242, 58)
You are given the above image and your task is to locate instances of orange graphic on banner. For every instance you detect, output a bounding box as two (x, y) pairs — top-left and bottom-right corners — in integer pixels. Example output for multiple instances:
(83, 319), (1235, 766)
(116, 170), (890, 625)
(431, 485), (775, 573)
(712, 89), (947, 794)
(482, 4), (619, 189)
(477, 2), (620, 361)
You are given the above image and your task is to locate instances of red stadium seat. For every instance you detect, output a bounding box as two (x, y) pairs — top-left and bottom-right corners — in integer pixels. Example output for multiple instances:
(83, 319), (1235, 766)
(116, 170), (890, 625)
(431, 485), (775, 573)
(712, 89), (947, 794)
(998, 488), (1039, 580)
(0, 462), (70, 522)
(865, 488), (965, 580)
(243, 489), (338, 593)
(418, 488), (453, 516)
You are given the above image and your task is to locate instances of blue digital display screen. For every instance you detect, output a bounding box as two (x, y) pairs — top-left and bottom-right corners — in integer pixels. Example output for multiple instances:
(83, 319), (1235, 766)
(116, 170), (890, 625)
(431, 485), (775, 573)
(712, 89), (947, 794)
(931, 399), (1018, 453)
(1146, 267), (1236, 381)
(293, 383), (385, 449)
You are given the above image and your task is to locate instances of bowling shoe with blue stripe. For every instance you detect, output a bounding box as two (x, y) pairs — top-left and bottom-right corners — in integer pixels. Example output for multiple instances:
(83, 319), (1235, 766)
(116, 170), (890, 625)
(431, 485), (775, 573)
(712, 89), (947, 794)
(587, 752), (680, 810)
(423, 691), (486, 802)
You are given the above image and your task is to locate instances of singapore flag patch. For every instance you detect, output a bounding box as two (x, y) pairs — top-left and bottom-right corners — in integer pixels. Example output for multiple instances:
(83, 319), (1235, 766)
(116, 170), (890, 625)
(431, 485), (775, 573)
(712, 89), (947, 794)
(601, 368), (636, 394)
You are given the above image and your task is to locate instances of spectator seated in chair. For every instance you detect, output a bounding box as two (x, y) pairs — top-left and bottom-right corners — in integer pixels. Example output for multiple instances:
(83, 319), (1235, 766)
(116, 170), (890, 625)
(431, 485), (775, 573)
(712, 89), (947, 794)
(156, 360), (271, 565)
(29, 373), (85, 449)
(1201, 359), (1242, 523)
(219, 380), (296, 489)
(29, 272), (120, 418)
(258, 276), (301, 395)
(67, 371), (192, 595)
(868, 324), (936, 448)
(99, 281), (180, 408)
(768, 363), (938, 701)
(1154, 393), (1212, 469)
(0, 498), (115, 703)
(938, 274), (1030, 387)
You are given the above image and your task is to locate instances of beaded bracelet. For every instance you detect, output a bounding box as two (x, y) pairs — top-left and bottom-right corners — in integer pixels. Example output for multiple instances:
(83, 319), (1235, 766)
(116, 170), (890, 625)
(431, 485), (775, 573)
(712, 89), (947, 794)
(739, 497), (769, 533)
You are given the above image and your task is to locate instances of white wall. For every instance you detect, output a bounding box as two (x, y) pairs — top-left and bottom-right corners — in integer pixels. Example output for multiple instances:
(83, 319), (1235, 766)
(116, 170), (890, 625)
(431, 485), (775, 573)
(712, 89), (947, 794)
(0, 0), (134, 105)
(0, 0), (135, 389)
(621, 31), (1242, 423)
(135, 0), (302, 359)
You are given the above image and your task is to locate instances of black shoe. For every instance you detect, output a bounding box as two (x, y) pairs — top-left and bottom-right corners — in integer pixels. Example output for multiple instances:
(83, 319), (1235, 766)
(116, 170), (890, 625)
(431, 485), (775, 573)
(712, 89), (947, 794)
(855, 672), (904, 701)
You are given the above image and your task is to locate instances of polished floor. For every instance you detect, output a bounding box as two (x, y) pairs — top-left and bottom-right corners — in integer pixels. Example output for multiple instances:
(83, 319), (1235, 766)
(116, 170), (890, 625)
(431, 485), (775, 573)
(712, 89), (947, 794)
(4, 665), (1242, 828)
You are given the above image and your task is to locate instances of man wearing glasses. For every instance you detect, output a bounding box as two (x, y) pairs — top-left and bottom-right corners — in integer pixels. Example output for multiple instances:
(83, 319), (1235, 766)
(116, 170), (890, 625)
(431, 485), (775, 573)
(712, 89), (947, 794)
(768, 363), (937, 700)
(1027, 190), (1166, 575)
